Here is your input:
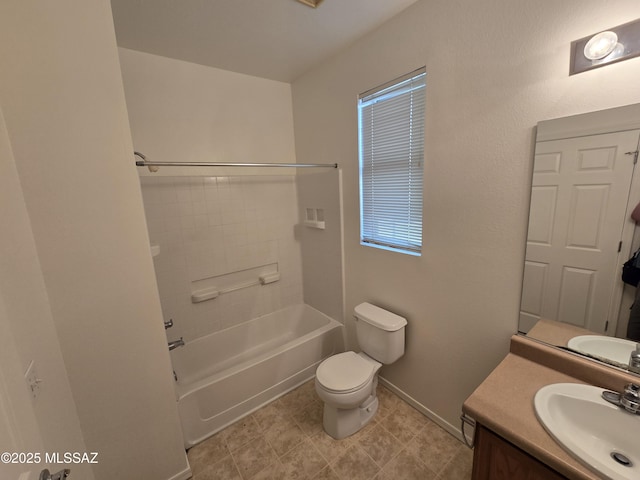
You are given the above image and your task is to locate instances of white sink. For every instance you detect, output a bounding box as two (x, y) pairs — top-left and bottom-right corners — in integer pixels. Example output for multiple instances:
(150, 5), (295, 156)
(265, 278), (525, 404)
(567, 335), (637, 365)
(534, 383), (640, 480)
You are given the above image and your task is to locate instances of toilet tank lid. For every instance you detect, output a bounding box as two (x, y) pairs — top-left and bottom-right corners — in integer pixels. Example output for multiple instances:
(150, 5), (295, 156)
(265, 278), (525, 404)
(354, 303), (407, 331)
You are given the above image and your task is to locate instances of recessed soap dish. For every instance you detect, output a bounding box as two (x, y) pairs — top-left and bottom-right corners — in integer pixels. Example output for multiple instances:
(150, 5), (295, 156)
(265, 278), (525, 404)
(304, 207), (325, 229)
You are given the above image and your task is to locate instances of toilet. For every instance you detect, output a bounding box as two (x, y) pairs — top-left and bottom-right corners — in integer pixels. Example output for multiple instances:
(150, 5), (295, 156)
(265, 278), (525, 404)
(315, 302), (407, 439)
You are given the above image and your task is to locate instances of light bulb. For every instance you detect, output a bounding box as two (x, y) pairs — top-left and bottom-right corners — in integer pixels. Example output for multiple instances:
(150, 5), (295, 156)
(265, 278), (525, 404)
(584, 31), (618, 60)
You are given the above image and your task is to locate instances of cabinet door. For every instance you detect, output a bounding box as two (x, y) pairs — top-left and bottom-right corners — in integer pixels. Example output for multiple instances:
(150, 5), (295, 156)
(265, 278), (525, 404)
(472, 425), (568, 480)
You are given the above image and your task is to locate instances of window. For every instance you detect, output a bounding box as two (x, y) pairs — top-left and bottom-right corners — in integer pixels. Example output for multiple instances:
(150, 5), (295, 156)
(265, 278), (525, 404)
(358, 68), (426, 256)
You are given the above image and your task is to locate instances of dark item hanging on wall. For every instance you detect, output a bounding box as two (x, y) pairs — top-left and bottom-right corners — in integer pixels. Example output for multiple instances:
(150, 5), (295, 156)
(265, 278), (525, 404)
(622, 248), (640, 287)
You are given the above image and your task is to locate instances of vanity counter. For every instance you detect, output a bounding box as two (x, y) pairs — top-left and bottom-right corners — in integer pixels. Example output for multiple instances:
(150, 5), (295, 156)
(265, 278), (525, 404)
(463, 352), (598, 480)
(526, 318), (595, 347)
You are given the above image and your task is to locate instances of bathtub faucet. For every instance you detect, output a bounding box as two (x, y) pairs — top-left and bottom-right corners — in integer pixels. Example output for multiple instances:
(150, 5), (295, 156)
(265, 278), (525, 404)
(168, 337), (185, 351)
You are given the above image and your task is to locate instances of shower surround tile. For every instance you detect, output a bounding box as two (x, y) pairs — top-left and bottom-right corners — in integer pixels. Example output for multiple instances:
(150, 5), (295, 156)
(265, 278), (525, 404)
(140, 175), (304, 342)
(188, 381), (473, 480)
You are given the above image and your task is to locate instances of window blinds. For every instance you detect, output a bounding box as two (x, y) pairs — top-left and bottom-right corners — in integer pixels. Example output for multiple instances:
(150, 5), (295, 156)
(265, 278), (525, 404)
(358, 68), (426, 255)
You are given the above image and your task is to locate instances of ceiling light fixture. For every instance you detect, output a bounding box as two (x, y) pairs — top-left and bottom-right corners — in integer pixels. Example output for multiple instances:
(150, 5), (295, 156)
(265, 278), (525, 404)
(570, 18), (640, 75)
(583, 31), (618, 60)
(296, 0), (324, 8)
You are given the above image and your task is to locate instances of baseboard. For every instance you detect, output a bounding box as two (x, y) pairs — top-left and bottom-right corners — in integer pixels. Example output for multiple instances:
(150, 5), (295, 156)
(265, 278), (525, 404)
(167, 463), (192, 480)
(377, 376), (466, 444)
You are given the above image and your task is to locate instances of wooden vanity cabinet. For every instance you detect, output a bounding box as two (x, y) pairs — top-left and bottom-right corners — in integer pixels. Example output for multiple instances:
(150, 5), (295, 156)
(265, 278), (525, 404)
(471, 424), (568, 480)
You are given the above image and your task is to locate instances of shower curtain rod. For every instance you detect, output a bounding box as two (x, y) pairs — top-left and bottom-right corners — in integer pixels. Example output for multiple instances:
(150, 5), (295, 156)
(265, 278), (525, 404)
(135, 160), (338, 169)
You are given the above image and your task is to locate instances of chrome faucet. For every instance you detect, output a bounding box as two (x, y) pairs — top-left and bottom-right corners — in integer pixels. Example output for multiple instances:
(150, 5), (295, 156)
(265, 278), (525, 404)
(629, 344), (640, 374)
(164, 319), (173, 329)
(620, 383), (640, 414)
(168, 337), (185, 351)
(603, 383), (640, 414)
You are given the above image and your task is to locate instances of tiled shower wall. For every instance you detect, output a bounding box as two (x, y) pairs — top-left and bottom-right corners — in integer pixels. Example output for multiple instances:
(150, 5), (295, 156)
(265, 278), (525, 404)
(140, 174), (303, 342)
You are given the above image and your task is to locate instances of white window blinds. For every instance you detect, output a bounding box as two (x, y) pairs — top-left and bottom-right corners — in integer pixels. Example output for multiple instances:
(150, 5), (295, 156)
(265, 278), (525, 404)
(358, 68), (426, 255)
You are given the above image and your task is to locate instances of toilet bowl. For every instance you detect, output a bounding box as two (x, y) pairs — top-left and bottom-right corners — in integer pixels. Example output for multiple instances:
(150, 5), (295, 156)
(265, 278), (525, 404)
(316, 352), (381, 407)
(315, 352), (382, 439)
(314, 303), (406, 439)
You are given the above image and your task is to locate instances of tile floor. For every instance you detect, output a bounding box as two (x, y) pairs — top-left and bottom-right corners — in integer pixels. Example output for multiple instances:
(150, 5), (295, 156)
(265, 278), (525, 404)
(187, 380), (473, 480)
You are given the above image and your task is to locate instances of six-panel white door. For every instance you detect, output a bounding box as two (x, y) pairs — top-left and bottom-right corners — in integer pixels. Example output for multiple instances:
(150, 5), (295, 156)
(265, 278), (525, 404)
(520, 130), (640, 333)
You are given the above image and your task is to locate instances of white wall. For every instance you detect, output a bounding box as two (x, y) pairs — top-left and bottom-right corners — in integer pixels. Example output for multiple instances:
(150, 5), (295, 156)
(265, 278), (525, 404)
(118, 48), (297, 166)
(0, 107), (94, 479)
(291, 0), (640, 434)
(0, 1), (188, 479)
(119, 49), (307, 341)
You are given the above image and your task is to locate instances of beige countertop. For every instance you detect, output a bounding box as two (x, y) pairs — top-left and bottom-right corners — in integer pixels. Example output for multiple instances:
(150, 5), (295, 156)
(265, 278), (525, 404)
(526, 318), (595, 347)
(462, 329), (640, 480)
(463, 352), (598, 479)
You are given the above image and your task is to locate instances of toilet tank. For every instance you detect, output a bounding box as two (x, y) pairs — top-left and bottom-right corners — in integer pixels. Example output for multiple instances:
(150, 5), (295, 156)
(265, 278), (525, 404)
(354, 303), (407, 364)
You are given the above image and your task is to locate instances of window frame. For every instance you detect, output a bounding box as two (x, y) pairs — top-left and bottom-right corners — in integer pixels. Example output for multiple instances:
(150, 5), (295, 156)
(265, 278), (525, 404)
(358, 67), (426, 256)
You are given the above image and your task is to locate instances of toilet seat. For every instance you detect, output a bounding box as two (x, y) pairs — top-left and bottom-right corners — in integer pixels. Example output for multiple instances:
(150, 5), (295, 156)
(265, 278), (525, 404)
(316, 352), (379, 394)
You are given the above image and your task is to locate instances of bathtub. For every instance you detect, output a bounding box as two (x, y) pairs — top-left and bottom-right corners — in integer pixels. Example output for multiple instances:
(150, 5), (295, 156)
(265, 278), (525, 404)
(170, 304), (344, 448)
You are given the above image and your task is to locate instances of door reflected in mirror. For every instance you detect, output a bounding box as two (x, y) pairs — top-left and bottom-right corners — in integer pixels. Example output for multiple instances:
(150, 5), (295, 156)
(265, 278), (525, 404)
(520, 104), (640, 373)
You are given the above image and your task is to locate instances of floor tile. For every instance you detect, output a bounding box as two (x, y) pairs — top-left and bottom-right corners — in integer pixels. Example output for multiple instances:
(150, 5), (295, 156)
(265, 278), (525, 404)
(249, 460), (288, 480)
(219, 415), (263, 452)
(195, 455), (242, 480)
(376, 448), (437, 480)
(346, 417), (378, 445)
(312, 465), (341, 480)
(405, 420), (463, 475)
(292, 399), (324, 437)
(376, 385), (405, 420)
(280, 379), (317, 411)
(279, 437), (328, 479)
(264, 416), (308, 457)
(186, 381), (471, 480)
(436, 445), (474, 480)
(377, 409), (418, 444)
(356, 423), (402, 468)
(377, 398), (428, 444)
(252, 399), (291, 432)
(232, 436), (278, 480)
(187, 434), (230, 476)
(332, 445), (380, 480)
(309, 430), (353, 464)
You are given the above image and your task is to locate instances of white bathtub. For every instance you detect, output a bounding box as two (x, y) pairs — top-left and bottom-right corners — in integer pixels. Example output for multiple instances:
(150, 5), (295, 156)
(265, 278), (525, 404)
(170, 304), (344, 448)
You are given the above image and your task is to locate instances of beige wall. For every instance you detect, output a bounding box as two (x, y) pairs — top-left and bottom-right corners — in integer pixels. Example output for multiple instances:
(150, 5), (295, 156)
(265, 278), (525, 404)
(297, 171), (345, 322)
(0, 107), (94, 479)
(0, 1), (188, 479)
(291, 0), (640, 435)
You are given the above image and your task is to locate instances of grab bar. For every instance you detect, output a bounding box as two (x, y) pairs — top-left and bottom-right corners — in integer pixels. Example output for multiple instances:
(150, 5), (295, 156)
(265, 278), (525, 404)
(191, 273), (281, 304)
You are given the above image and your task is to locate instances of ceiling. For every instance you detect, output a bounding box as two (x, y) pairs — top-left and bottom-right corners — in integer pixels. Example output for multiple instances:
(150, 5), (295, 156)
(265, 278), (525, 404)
(110, 0), (419, 83)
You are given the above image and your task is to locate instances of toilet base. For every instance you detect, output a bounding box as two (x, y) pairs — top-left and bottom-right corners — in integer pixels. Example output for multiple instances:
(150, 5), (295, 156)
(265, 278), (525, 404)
(322, 394), (379, 440)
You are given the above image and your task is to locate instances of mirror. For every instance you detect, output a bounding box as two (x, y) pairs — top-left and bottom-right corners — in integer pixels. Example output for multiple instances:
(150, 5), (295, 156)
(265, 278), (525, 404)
(519, 103), (640, 373)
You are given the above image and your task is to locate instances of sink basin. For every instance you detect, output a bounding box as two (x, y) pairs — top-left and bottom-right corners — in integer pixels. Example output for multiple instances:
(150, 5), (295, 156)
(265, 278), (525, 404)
(534, 383), (640, 480)
(567, 335), (637, 365)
